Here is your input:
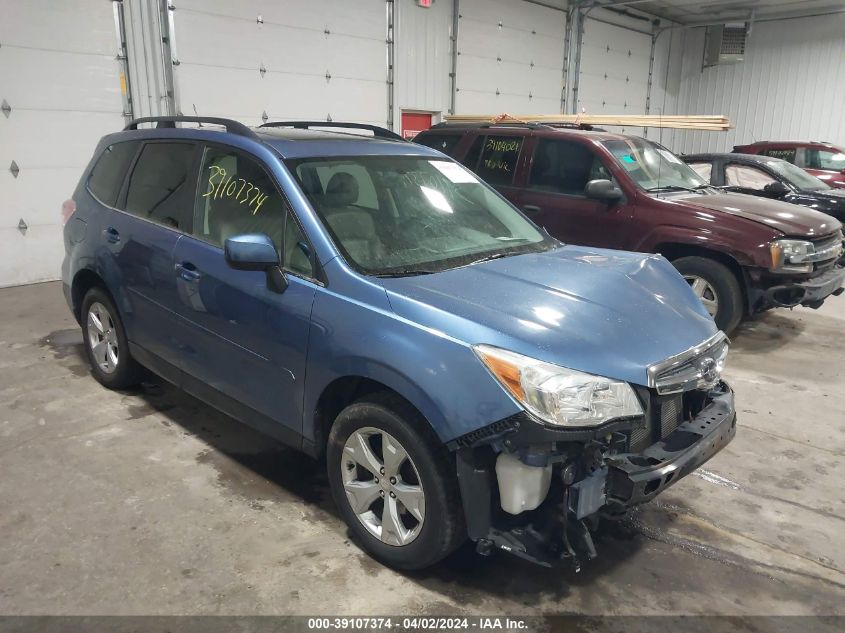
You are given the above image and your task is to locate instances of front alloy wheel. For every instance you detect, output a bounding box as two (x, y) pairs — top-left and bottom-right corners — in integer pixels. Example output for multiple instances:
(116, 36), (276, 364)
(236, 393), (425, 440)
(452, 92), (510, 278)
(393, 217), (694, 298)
(341, 427), (425, 546)
(684, 274), (719, 317)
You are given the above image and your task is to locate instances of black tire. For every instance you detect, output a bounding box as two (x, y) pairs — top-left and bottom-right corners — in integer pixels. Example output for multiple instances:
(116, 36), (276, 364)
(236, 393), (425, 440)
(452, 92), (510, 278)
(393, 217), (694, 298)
(80, 286), (143, 389)
(327, 392), (466, 570)
(672, 256), (744, 334)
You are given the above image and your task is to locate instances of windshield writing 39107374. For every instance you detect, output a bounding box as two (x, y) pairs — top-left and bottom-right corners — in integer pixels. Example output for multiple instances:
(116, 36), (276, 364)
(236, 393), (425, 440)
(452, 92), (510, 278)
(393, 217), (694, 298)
(202, 165), (269, 214)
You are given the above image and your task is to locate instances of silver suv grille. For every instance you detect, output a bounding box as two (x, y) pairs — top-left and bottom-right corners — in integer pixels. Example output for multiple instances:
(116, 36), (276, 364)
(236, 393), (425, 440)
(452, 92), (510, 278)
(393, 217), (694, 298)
(647, 331), (729, 395)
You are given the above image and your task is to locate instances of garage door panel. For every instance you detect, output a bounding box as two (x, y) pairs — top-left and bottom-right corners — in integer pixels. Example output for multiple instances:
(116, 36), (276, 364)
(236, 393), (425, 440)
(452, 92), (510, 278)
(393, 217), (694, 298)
(458, 2), (565, 39)
(0, 0), (115, 55)
(1, 0), (122, 287)
(0, 226), (64, 288)
(578, 18), (652, 116)
(0, 49), (121, 113)
(174, 0), (386, 124)
(0, 111), (116, 169)
(456, 0), (565, 115)
(260, 29), (385, 81)
(0, 168), (83, 228)
(179, 0), (385, 41)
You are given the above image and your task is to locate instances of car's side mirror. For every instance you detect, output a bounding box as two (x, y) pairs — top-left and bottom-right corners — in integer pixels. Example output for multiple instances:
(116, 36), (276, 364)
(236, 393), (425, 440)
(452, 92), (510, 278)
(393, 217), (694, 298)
(224, 233), (288, 293)
(763, 181), (790, 198)
(585, 179), (623, 203)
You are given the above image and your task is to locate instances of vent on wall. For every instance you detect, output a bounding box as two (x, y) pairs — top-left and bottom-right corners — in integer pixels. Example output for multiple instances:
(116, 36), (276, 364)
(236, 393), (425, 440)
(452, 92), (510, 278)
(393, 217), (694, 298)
(703, 22), (747, 67)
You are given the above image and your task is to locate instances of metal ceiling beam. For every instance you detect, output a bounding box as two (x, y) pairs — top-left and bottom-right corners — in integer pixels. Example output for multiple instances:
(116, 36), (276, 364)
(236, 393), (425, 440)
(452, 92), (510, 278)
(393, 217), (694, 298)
(681, 5), (845, 27)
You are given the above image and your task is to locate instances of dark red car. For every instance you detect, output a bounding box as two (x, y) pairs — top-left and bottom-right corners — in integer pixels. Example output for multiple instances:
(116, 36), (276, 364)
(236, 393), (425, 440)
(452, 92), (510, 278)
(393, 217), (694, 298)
(415, 123), (845, 333)
(732, 141), (845, 189)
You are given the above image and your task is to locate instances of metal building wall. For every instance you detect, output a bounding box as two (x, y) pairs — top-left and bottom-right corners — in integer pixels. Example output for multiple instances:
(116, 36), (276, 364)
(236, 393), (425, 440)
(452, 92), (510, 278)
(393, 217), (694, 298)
(672, 12), (845, 155)
(394, 0), (453, 129)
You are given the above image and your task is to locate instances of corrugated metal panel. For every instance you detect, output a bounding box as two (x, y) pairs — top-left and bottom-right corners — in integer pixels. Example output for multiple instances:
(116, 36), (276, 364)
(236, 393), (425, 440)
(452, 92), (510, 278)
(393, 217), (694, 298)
(394, 0), (453, 127)
(0, 0), (124, 287)
(673, 13), (845, 154)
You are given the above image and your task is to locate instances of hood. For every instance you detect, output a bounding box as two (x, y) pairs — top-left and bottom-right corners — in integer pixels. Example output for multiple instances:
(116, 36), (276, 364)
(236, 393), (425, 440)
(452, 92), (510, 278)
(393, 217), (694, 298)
(673, 191), (841, 238)
(806, 187), (845, 205)
(380, 246), (717, 388)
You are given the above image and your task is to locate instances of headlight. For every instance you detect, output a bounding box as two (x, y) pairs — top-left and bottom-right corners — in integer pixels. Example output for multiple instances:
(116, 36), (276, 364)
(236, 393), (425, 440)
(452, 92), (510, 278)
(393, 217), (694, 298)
(474, 345), (643, 427)
(769, 239), (813, 273)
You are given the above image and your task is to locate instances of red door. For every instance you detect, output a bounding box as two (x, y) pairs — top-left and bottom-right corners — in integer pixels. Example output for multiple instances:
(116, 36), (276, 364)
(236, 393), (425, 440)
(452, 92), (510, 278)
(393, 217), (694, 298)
(401, 112), (433, 140)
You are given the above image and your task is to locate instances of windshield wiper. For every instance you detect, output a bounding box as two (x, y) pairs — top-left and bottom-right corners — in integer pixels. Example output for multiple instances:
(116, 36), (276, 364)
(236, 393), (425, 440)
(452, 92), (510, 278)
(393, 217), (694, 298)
(645, 185), (699, 193)
(469, 251), (517, 265)
(375, 269), (439, 278)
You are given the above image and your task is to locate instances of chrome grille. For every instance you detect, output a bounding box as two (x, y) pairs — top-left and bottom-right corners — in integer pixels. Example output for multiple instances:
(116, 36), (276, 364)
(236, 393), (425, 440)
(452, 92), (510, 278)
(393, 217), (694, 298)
(648, 332), (729, 395)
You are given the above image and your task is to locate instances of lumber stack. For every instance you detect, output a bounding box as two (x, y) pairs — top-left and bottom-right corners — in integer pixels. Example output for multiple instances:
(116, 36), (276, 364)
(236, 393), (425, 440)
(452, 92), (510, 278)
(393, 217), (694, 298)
(444, 113), (733, 131)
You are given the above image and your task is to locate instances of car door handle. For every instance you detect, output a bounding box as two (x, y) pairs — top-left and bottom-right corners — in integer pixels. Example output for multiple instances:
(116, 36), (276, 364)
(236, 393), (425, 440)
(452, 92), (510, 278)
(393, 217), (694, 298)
(103, 227), (120, 243)
(175, 261), (201, 282)
(522, 205), (541, 216)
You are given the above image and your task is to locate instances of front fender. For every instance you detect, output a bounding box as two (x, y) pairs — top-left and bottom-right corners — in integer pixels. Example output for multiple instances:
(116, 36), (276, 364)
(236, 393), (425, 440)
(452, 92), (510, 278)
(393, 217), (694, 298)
(635, 224), (771, 268)
(302, 282), (522, 447)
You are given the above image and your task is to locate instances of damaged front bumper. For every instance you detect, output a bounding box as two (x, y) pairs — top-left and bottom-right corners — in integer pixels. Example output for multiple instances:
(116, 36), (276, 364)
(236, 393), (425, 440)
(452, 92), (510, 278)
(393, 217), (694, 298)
(453, 382), (736, 567)
(756, 264), (845, 310)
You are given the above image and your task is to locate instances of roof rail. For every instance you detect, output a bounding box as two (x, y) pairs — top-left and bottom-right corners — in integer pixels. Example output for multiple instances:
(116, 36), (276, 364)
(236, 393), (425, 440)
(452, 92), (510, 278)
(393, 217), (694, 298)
(259, 121), (405, 142)
(123, 116), (259, 140)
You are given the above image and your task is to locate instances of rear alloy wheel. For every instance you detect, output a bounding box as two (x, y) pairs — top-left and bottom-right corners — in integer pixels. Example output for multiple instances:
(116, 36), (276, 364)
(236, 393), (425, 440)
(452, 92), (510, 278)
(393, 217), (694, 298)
(86, 301), (119, 374)
(327, 392), (466, 569)
(81, 287), (143, 389)
(672, 256), (743, 334)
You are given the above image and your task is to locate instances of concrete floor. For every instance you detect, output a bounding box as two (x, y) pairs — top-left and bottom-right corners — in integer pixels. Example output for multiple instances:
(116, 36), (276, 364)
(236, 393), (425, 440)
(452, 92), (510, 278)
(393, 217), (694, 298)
(0, 280), (843, 617)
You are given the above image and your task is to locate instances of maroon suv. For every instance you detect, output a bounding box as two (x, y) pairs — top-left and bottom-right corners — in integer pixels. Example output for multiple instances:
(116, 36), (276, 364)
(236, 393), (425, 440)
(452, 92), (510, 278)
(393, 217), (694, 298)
(732, 141), (845, 189)
(415, 123), (845, 333)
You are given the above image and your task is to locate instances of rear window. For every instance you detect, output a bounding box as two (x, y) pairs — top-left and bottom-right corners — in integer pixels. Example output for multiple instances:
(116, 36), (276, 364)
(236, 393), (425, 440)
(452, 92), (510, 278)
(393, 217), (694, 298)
(476, 136), (524, 186)
(761, 148), (796, 163)
(87, 141), (140, 207)
(415, 133), (462, 156)
(125, 142), (196, 230)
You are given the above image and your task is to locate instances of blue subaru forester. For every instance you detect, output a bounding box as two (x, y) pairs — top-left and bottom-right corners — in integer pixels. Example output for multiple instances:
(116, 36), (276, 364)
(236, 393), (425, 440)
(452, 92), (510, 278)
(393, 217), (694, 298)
(62, 117), (735, 570)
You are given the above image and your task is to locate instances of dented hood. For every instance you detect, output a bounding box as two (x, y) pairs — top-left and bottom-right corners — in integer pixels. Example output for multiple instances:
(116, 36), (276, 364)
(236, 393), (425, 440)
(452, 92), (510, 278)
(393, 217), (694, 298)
(380, 245), (718, 387)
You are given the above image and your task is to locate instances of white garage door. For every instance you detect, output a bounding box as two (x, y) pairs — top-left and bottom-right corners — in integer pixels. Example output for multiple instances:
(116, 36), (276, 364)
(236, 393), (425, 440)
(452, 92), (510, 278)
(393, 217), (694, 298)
(170, 0), (389, 127)
(577, 18), (652, 131)
(0, 0), (125, 287)
(455, 0), (565, 115)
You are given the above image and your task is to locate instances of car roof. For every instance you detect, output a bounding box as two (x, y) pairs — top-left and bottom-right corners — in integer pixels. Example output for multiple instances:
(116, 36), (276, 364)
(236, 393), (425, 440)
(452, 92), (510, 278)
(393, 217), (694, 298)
(112, 118), (445, 160)
(424, 122), (638, 143)
(683, 152), (789, 166)
(737, 140), (841, 149)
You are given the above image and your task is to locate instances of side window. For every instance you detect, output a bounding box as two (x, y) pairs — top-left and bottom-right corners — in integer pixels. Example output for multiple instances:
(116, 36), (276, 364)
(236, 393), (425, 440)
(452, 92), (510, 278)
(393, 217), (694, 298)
(283, 211), (314, 278)
(460, 135), (484, 171)
(816, 150), (845, 171)
(125, 142), (195, 229)
(725, 164), (777, 190)
(528, 138), (602, 195)
(687, 162), (713, 183)
(415, 133), (462, 156)
(476, 136), (524, 186)
(761, 148), (796, 163)
(87, 141), (140, 207)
